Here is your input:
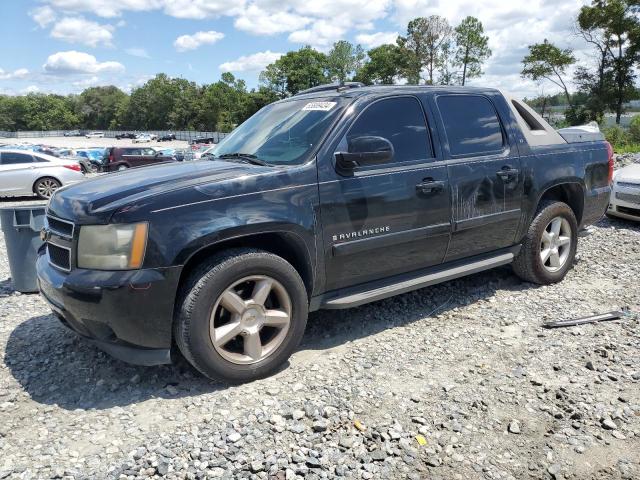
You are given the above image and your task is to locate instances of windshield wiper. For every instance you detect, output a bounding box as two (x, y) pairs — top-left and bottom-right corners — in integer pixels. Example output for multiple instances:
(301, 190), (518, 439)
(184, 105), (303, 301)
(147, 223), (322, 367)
(216, 153), (271, 167)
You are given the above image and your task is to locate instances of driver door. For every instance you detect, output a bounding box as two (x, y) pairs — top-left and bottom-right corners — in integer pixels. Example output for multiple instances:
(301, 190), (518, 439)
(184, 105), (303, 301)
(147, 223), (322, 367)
(318, 95), (451, 292)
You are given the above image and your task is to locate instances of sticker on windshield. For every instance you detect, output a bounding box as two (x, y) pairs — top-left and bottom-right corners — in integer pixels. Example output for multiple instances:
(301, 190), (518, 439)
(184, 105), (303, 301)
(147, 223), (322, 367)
(302, 101), (337, 111)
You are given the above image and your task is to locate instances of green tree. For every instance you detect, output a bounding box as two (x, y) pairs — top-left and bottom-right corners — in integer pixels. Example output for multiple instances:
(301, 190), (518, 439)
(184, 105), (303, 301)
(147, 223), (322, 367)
(454, 16), (491, 86)
(77, 86), (128, 130)
(355, 44), (402, 84)
(521, 39), (576, 107)
(397, 16), (453, 84)
(260, 46), (329, 96)
(577, 0), (640, 124)
(327, 40), (365, 83)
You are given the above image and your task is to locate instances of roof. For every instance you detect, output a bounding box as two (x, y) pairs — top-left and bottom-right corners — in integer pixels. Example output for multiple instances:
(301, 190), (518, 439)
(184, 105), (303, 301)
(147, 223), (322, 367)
(289, 83), (501, 101)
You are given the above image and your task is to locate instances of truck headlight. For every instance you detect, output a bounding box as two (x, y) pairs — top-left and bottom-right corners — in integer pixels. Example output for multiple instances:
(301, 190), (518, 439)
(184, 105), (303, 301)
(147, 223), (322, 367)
(77, 223), (148, 270)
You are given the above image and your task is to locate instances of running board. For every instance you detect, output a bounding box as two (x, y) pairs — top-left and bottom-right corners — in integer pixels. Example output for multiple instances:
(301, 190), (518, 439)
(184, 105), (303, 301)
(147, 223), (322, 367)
(318, 251), (515, 310)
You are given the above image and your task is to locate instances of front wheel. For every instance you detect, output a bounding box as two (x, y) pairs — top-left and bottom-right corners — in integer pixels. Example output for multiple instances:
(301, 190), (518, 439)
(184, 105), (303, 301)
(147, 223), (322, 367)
(34, 177), (61, 199)
(117, 164), (128, 171)
(512, 200), (578, 284)
(175, 249), (308, 382)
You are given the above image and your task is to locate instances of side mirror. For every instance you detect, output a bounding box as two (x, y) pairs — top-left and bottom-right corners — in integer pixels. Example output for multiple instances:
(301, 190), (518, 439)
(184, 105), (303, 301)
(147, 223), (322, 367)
(335, 136), (394, 172)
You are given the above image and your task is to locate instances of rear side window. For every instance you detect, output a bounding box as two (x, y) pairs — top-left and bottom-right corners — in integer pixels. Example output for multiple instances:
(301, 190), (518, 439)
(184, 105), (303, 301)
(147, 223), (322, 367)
(0, 152), (35, 165)
(347, 96), (432, 164)
(124, 148), (141, 155)
(437, 95), (504, 156)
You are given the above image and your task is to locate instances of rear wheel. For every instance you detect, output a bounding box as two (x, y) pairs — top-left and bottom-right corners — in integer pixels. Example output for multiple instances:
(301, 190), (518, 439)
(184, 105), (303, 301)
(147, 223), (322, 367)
(34, 177), (61, 199)
(175, 249), (308, 382)
(513, 200), (578, 284)
(117, 164), (128, 171)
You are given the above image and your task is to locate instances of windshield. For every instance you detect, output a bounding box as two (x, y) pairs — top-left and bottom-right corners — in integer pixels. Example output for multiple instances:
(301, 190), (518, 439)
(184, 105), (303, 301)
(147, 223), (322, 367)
(212, 97), (347, 166)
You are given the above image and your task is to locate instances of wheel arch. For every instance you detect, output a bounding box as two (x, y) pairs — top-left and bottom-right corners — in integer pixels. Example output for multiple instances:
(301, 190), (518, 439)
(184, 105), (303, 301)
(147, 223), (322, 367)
(536, 182), (585, 226)
(32, 175), (62, 194)
(176, 231), (315, 302)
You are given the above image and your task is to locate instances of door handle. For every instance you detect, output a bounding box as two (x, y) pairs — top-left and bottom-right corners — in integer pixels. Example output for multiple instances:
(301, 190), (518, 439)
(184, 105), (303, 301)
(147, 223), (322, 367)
(496, 167), (519, 182)
(416, 179), (445, 194)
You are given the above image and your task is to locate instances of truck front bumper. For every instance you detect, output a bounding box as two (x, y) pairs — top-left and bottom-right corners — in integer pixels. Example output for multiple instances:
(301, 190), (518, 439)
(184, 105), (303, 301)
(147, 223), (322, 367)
(36, 253), (182, 366)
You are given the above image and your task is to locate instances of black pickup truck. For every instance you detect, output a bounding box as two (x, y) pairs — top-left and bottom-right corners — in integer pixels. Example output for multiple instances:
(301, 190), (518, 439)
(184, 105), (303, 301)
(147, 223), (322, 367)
(37, 84), (612, 382)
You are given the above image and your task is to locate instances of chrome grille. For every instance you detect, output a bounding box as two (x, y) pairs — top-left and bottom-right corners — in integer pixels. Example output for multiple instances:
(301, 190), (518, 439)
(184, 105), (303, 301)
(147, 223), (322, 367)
(615, 191), (640, 204)
(47, 216), (74, 237)
(616, 181), (640, 189)
(46, 214), (74, 272)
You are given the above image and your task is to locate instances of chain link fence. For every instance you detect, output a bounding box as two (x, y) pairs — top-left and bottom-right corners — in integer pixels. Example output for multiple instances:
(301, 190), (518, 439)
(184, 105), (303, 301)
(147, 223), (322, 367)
(0, 130), (229, 142)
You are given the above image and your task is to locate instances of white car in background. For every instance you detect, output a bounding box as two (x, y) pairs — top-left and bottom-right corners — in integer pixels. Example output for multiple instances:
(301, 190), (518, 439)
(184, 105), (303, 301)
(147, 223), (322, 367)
(85, 131), (105, 138)
(0, 149), (85, 199)
(133, 134), (152, 143)
(608, 164), (640, 221)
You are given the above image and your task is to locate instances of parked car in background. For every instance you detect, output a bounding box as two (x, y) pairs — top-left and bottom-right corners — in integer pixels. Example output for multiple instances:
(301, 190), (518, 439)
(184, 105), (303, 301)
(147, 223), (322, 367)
(102, 147), (175, 171)
(63, 130), (82, 137)
(116, 132), (137, 140)
(190, 136), (215, 145)
(133, 134), (152, 143)
(86, 131), (105, 138)
(158, 133), (176, 141)
(0, 149), (84, 199)
(608, 163), (640, 221)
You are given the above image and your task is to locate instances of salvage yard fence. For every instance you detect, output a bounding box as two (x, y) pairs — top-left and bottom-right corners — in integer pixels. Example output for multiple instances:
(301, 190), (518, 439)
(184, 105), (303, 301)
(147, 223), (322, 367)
(0, 130), (229, 142)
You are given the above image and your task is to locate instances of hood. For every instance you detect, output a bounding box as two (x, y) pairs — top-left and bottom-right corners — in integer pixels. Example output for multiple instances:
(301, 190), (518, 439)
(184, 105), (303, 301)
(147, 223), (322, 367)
(48, 160), (270, 222)
(614, 164), (640, 184)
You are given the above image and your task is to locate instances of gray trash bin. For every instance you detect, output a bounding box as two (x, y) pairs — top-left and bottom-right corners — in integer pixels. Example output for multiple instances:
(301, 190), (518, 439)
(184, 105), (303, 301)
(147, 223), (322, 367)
(0, 205), (47, 293)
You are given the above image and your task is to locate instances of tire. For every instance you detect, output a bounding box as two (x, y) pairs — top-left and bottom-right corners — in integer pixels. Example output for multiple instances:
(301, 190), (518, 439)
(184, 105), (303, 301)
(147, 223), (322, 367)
(117, 164), (128, 171)
(512, 200), (578, 284)
(34, 177), (61, 199)
(175, 248), (308, 382)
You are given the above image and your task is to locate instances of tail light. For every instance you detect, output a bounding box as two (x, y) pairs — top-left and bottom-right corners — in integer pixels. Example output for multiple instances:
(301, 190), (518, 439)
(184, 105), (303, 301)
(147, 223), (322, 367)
(109, 153), (114, 162)
(605, 141), (614, 184)
(63, 164), (81, 172)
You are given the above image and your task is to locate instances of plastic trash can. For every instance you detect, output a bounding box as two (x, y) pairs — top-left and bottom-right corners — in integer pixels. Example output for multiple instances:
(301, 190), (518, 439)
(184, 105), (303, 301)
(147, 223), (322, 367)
(0, 205), (47, 293)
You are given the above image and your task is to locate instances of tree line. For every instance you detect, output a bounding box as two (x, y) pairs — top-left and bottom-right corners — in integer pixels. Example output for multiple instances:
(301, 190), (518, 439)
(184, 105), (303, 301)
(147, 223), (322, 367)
(0, 14), (491, 133)
(2, 0), (638, 132)
(521, 0), (640, 125)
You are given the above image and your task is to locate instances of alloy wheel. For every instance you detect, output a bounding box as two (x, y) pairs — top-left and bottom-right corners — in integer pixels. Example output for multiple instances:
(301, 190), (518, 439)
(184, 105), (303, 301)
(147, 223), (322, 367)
(209, 275), (292, 365)
(36, 179), (59, 198)
(540, 216), (572, 272)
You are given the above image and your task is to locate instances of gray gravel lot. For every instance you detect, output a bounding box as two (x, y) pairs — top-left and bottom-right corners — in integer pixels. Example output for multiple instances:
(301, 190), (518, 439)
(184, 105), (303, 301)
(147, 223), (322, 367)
(0, 199), (639, 479)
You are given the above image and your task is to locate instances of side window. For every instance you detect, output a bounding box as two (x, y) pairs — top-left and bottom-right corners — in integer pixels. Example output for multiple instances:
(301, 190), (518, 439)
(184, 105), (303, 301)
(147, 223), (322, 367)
(346, 96), (432, 164)
(0, 152), (35, 165)
(437, 95), (504, 156)
(125, 148), (141, 155)
(142, 148), (155, 156)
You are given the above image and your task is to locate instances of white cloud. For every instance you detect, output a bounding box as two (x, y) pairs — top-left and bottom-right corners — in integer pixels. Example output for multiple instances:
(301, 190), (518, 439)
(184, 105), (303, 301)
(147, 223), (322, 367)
(72, 76), (100, 88)
(30, 5), (57, 27)
(50, 17), (115, 47)
(0, 68), (30, 81)
(174, 31), (224, 52)
(234, 5), (310, 35)
(288, 19), (348, 49)
(219, 51), (284, 72)
(43, 51), (125, 75)
(42, 0), (239, 19)
(125, 47), (151, 58)
(356, 31), (398, 48)
(23, 85), (41, 94)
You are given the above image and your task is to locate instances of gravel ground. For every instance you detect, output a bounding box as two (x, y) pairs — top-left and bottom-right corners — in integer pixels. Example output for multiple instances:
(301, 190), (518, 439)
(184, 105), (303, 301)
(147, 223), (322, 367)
(1, 198), (640, 479)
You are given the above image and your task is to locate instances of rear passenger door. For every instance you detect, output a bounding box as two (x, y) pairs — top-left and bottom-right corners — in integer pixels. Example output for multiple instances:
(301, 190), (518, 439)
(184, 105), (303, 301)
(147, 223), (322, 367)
(0, 152), (39, 195)
(433, 94), (523, 261)
(122, 148), (142, 168)
(319, 95), (451, 292)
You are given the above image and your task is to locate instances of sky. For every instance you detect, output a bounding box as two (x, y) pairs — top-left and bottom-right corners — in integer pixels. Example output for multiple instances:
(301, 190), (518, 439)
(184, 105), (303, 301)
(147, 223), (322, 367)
(0, 0), (594, 99)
